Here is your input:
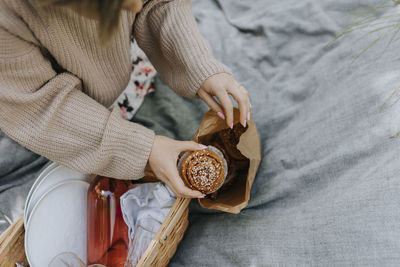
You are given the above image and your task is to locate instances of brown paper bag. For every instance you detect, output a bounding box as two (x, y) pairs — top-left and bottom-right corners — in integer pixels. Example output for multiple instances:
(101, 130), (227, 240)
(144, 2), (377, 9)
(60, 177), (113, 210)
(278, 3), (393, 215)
(141, 108), (262, 214)
(193, 108), (261, 214)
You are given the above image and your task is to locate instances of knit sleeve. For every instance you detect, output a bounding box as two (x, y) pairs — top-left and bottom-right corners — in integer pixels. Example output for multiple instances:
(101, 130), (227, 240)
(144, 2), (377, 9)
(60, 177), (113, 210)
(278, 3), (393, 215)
(0, 26), (155, 180)
(133, 0), (232, 99)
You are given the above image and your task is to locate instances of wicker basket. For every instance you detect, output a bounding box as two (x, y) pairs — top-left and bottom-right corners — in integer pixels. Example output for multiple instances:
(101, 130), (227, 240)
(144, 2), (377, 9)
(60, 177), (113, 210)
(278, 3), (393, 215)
(0, 196), (191, 267)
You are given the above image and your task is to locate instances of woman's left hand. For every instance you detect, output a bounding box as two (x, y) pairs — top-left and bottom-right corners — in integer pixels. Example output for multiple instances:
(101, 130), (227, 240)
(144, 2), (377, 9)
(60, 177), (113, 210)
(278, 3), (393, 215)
(197, 73), (251, 129)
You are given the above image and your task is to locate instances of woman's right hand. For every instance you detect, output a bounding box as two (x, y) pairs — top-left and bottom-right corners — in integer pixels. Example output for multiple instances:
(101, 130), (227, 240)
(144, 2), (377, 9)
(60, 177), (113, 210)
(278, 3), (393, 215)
(148, 135), (207, 198)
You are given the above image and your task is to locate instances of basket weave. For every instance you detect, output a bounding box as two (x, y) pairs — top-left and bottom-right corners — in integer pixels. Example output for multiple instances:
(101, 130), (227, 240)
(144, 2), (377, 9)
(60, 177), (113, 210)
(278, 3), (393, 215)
(0, 196), (191, 267)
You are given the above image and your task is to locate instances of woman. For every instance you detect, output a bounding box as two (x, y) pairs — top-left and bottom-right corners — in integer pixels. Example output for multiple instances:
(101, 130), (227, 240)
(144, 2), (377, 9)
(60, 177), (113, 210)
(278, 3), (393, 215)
(0, 0), (251, 198)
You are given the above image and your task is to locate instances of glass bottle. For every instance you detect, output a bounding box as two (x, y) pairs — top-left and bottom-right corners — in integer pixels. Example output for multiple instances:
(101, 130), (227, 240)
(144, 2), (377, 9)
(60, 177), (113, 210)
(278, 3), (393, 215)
(87, 176), (131, 267)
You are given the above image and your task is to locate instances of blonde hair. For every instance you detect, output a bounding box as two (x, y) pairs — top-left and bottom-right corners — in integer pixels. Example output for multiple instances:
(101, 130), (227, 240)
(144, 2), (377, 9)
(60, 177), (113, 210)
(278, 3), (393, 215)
(37, 0), (124, 44)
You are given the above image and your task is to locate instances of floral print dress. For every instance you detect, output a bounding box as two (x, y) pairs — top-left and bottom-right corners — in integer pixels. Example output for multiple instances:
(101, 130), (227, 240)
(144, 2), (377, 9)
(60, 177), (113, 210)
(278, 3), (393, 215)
(112, 40), (157, 121)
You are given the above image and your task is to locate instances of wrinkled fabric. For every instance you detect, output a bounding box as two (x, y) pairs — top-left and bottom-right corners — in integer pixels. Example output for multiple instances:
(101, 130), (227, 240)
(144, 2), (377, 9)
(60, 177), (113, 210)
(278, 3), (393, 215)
(121, 183), (176, 266)
(165, 0), (400, 266)
(0, 131), (48, 233)
(120, 182), (176, 240)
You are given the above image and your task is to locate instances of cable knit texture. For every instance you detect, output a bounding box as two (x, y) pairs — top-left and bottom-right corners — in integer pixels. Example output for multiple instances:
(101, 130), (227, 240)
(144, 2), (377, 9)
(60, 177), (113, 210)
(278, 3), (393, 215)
(0, 0), (231, 180)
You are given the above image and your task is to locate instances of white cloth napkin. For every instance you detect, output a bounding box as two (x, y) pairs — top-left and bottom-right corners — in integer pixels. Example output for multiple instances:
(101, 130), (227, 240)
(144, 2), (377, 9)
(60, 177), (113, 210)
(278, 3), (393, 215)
(120, 182), (176, 241)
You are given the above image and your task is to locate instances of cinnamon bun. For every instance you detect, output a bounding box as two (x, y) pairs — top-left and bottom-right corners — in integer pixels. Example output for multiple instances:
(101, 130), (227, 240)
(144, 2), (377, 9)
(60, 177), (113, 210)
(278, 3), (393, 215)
(177, 145), (228, 194)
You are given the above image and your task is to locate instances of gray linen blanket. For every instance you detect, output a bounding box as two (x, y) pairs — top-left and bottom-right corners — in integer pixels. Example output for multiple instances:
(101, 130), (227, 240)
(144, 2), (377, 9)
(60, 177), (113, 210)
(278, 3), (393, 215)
(2, 0), (400, 266)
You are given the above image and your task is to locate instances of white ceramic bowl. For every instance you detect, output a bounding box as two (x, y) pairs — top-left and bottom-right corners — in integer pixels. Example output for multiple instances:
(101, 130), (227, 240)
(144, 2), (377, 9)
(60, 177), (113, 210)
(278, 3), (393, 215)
(25, 179), (89, 267)
(24, 164), (90, 226)
(24, 162), (58, 227)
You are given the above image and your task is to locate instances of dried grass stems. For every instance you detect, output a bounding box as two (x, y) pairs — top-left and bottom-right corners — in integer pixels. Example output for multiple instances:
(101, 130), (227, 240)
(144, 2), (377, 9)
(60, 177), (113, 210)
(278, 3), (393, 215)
(327, 0), (400, 137)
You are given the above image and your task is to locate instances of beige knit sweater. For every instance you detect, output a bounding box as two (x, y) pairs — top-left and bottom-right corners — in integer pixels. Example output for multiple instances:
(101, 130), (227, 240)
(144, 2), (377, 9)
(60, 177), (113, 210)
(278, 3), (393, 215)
(0, 0), (230, 180)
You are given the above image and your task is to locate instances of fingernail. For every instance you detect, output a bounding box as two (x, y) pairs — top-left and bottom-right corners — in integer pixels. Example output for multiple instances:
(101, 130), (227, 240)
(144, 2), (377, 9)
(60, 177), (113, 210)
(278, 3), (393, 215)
(198, 195), (205, 198)
(217, 112), (225, 120)
(199, 144), (207, 149)
(230, 123), (233, 129)
(247, 112), (250, 121)
(242, 120), (247, 128)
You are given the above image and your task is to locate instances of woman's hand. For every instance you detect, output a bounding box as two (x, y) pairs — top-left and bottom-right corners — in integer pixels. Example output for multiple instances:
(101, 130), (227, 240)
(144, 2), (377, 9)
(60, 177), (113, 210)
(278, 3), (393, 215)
(197, 73), (251, 129)
(148, 135), (207, 198)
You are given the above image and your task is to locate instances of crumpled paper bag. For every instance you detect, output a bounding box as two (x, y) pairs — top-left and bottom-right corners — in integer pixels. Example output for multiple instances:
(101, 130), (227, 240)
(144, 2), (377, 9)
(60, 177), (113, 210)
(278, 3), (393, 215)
(142, 108), (262, 214)
(193, 108), (261, 214)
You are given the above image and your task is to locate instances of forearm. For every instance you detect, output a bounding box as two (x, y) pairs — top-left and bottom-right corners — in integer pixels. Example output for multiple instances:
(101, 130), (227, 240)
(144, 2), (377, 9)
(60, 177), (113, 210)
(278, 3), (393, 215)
(0, 54), (155, 180)
(134, 0), (231, 98)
